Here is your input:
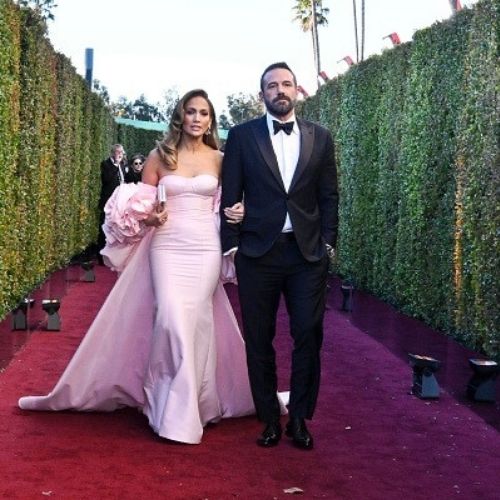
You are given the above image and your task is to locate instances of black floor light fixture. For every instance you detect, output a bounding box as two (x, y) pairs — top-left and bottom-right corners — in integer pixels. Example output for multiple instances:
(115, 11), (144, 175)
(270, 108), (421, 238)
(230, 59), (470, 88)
(340, 281), (354, 312)
(42, 299), (61, 331)
(11, 298), (35, 330)
(81, 261), (95, 282)
(467, 359), (499, 403)
(408, 353), (441, 399)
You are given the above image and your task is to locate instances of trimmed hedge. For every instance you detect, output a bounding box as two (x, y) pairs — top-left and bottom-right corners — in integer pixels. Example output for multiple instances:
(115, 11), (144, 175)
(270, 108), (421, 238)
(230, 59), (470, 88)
(0, 2), (158, 320)
(453, 0), (499, 357)
(300, 0), (499, 359)
(0, 0), (22, 315)
(117, 124), (162, 158)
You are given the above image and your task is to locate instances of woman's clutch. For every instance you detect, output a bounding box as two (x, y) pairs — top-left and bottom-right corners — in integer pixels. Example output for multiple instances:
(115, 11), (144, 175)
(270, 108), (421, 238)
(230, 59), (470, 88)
(157, 184), (167, 209)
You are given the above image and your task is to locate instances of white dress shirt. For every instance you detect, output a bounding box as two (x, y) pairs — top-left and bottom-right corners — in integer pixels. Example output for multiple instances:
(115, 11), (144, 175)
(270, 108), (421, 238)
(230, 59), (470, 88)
(266, 112), (300, 232)
(110, 158), (125, 184)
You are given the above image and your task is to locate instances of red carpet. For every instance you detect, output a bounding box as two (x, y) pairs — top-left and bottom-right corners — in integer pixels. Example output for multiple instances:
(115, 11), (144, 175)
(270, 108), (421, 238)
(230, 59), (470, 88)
(0, 266), (499, 499)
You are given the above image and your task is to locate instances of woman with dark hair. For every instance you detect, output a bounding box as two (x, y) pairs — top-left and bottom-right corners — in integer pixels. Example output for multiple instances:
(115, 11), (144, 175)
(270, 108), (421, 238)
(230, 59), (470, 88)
(128, 153), (146, 183)
(19, 90), (258, 444)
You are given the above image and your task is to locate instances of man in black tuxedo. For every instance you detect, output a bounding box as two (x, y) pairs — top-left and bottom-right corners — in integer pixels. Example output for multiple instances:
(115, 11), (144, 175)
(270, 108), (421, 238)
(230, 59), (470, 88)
(220, 62), (338, 449)
(97, 144), (131, 263)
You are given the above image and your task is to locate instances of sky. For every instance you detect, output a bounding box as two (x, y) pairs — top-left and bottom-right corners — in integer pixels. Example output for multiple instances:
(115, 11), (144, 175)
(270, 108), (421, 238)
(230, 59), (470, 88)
(46, 0), (479, 116)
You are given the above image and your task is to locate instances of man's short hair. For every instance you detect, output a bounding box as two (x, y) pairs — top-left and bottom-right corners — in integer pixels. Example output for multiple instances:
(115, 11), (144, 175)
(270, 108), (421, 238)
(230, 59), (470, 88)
(110, 144), (124, 154)
(260, 62), (297, 91)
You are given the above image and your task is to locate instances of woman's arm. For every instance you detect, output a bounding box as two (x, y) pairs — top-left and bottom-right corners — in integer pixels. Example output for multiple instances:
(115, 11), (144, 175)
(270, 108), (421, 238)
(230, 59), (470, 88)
(224, 202), (244, 224)
(141, 149), (168, 227)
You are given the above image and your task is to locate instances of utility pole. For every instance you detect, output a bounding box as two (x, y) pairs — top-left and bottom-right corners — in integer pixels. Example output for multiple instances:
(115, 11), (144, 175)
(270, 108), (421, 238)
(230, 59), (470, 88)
(352, 0), (359, 63)
(360, 0), (365, 61)
(311, 0), (321, 89)
(85, 48), (94, 89)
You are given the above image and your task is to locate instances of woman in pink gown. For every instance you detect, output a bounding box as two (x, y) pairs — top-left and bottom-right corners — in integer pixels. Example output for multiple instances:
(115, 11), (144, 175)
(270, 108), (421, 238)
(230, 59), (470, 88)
(18, 89), (257, 444)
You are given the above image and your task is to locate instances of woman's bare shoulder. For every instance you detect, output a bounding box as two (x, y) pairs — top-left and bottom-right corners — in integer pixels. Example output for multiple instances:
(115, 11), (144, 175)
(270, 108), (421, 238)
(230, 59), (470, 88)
(142, 148), (165, 184)
(146, 148), (163, 165)
(211, 149), (223, 175)
(212, 148), (223, 164)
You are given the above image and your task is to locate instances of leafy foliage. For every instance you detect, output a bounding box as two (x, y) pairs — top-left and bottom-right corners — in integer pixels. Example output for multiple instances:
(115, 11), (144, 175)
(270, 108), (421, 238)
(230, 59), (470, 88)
(299, 0), (499, 359)
(92, 79), (111, 105)
(218, 113), (231, 130)
(111, 94), (164, 122)
(292, 0), (329, 31)
(0, 1), (116, 318)
(0, 0), (21, 314)
(452, 0), (499, 356)
(107, 88), (179, 124)
(224, 92), (262, 126)
(16, 0), (56, 20)
(161, 87), (180, 123)
(117, 125), (163, 158)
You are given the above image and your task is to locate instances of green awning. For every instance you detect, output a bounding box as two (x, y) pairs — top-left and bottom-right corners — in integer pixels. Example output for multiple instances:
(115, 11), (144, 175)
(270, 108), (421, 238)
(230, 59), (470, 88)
(115, 117), (228, 140)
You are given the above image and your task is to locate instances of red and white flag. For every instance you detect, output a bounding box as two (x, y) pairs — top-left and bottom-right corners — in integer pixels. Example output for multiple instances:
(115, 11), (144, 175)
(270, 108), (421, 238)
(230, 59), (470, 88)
(337, 56), (354, 66)
(318, 71), (330, 82)
(383, 32), (401, 45)
(297, 85), (309, 98)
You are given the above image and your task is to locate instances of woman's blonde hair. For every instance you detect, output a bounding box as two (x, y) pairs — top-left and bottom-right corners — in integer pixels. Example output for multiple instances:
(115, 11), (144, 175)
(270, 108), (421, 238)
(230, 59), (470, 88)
(156, 89), (219, 169)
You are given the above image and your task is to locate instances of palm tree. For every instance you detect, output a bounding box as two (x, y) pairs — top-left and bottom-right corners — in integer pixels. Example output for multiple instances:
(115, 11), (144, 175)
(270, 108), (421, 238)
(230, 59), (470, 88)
(352, 0), (365, 62)
(293, 0), (330, 87)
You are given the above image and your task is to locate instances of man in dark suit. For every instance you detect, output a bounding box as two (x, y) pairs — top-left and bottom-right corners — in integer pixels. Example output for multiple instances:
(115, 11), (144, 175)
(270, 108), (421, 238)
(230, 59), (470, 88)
(97, 144), (130, 263)
(220, 62), (338, 450)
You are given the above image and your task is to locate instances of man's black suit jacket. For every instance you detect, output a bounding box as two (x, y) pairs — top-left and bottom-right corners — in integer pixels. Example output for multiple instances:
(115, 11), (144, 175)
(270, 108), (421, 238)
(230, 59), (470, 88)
(220, 116), (338, 263)
(98, 158), (132, 210)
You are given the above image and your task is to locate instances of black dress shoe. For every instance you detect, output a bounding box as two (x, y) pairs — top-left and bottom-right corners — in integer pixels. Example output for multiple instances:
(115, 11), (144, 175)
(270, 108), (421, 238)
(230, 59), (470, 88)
(257, 421), (282, 447)
(285, 417), (314, 450)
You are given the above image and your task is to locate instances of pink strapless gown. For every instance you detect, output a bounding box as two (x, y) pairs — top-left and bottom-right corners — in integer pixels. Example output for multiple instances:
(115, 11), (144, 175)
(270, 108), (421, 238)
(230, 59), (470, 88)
(144, 174), (237, 442)
(19, 175), (255, 444)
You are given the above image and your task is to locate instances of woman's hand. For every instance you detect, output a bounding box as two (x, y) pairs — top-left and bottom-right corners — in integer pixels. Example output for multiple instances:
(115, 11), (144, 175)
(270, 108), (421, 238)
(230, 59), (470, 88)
(144, 204), (168, 227)
(224, 202), (244, 225)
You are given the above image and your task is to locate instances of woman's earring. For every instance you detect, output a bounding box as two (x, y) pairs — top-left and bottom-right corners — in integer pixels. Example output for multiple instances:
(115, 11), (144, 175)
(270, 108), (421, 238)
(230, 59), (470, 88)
(205, 127), (211, 136)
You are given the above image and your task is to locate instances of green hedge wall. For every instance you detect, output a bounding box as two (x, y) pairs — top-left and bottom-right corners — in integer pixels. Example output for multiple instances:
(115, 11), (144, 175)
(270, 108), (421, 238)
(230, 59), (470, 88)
(18, 7), (58, 290)
(0, 2), (165, 321)
(300, 0), (498, 359)
(0, 0), (21, 315)
(117, 124), (162, 158)
(453, 0), (499, 357)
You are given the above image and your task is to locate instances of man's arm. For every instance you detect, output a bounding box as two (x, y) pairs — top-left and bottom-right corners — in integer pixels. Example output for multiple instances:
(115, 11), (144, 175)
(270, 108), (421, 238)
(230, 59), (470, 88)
(317, 130), (338, 248)
(220, 128), (244, 253)
(98, 161), (108, 209)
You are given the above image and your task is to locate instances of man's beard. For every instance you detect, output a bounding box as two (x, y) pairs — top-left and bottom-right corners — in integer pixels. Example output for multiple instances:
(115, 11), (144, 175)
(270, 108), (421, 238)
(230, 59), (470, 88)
(264, 94), (295, 118)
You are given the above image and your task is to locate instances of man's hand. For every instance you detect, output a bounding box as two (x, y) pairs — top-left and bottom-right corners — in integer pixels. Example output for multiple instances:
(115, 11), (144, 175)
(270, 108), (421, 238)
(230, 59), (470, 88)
(326, 243), (335, 259)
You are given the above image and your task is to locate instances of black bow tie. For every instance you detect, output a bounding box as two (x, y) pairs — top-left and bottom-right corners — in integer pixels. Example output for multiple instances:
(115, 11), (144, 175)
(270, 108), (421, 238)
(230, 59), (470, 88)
(273, 120), (294, 135)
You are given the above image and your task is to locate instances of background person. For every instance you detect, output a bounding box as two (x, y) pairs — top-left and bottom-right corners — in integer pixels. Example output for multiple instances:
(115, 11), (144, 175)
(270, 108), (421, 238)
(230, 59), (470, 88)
(97, 144), (129, 264)
(128, 153), (145, 183)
